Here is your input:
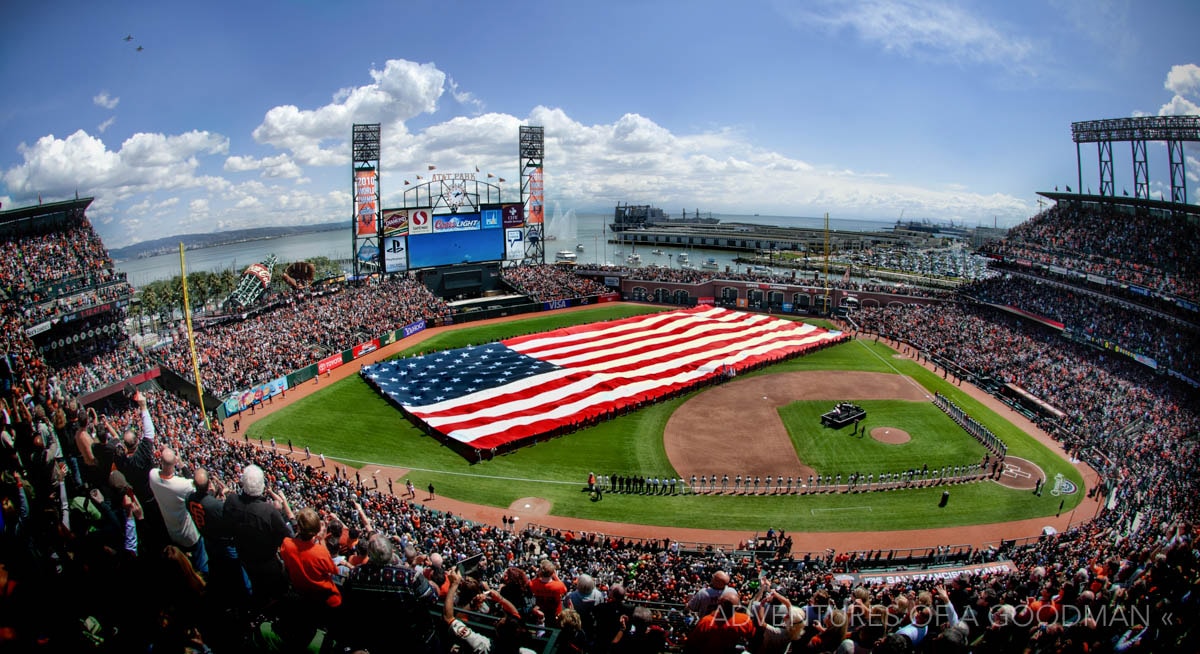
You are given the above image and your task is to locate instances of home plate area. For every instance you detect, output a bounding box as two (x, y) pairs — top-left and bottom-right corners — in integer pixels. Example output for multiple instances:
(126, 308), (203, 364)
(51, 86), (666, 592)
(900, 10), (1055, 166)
(996, 456), (1043, 491)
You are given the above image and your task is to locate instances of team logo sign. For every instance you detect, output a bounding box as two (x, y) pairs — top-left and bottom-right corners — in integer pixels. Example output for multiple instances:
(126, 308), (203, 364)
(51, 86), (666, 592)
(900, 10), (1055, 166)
(1050, 473), (1078, 496)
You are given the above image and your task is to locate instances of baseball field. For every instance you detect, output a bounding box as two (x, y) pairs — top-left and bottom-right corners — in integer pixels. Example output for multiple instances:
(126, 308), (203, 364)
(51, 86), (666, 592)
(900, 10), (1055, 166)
(248, 304), (1086, 536)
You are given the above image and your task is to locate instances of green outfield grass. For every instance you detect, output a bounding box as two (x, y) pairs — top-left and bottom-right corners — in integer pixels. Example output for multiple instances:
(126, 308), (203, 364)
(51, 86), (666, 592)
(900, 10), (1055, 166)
(249, 305), (1085, 533)
(782, 400), (989, 477)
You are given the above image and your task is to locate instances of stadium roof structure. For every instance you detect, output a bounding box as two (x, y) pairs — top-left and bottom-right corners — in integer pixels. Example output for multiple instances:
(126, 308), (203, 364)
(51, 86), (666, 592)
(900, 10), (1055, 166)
(1037, 191), (1200, 219)
(1069, 115), (1198, 204)
(0, 196), (94, 225)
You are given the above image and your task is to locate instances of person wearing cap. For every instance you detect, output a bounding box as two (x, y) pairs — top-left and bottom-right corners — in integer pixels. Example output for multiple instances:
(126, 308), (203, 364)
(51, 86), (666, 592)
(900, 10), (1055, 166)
(224, 464), (293, 603)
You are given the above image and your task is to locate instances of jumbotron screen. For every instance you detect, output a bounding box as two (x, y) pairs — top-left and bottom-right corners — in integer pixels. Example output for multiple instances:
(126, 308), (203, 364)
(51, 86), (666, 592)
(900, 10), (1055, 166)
(408, 211), (504, 268)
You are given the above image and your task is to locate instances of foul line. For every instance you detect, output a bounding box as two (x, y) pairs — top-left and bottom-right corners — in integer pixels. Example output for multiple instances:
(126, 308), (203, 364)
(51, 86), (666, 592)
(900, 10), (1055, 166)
(273, 448), (582, 486)
(853, 338), (933, 400)
(810, 506), (874, 515)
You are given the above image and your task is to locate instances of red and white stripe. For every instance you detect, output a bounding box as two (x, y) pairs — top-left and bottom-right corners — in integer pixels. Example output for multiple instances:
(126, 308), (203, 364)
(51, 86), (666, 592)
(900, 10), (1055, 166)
(407, 306), (843, 449)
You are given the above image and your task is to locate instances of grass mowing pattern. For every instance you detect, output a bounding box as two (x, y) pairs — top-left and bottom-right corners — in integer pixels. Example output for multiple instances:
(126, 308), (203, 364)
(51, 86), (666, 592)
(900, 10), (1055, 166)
(782, 400), (989, 477)
(249, 305), (1085, 533)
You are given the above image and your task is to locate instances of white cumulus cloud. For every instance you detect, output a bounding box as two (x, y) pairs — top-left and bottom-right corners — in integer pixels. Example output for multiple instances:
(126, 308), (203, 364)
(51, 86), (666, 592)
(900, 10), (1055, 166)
(93, 91), (120, 109)
(251, 59), (446, 166)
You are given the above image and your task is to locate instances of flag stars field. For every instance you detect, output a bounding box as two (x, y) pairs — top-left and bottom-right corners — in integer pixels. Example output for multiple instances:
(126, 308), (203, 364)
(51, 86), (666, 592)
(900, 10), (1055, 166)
(362, 306), (845, 451)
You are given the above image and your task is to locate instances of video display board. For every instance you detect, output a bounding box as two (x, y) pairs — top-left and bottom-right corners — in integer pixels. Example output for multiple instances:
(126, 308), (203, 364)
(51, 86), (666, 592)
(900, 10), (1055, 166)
(407, 210), (504, 268)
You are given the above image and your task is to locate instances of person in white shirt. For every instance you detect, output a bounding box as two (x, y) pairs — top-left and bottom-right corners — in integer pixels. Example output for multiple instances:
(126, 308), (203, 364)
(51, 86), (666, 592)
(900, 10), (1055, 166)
(149, 447), (207, 574)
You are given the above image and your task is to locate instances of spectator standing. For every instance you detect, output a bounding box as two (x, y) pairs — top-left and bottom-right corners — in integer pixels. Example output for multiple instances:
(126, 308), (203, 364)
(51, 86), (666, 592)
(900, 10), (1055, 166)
(530, 558), (568, 626)
(149, 446), (207, 575)
(224, 464), (293, 603)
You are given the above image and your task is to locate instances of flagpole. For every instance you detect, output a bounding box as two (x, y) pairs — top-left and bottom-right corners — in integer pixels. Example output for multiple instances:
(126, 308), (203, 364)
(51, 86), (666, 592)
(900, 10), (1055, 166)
(180, 244), (210, 430)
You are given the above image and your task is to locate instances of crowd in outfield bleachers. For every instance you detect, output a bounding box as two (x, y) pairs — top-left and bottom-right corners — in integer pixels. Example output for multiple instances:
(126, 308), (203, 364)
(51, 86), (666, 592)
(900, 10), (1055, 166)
(152, 277), (452, 397)
(581, 265), (955, 299)
(981, 203), (1200, 301)
(0, 203), (1197, 652)
(502, 264), (610, 301)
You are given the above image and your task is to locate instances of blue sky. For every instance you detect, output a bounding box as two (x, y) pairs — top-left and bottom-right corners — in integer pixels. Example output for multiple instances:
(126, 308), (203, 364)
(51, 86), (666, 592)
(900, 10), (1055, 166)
(1, 0), (1197, 247)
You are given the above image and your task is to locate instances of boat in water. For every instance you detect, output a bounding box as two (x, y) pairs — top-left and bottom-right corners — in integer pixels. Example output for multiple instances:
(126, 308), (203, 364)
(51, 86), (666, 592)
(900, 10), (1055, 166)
(626, 253), (642, 265)
(701, 257), (719, 270)
(610, 203), (720, 232)
(576, 244), (584, 252)
(677, 252), (690, 265)
(555, 250), (577, 262)
(650, 248), (664, 255)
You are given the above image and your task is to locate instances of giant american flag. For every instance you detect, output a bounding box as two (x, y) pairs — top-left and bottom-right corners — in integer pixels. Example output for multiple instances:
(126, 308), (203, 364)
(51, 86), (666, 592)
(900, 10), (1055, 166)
(363, 306), (844, 450)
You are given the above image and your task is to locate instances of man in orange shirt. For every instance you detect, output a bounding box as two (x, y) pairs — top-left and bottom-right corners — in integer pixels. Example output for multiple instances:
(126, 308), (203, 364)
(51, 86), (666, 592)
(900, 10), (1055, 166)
(529, 558), (568, 626)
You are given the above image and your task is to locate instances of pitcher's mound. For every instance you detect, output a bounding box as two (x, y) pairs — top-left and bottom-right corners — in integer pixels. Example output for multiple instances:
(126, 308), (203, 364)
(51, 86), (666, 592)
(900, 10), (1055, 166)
(871, 427), (911, 444)
(509, 497), (552, 515)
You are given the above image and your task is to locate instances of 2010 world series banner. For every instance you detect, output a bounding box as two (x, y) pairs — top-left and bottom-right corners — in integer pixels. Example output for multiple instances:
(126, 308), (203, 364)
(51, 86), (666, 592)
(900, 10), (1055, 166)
(362, 306), (845, 450)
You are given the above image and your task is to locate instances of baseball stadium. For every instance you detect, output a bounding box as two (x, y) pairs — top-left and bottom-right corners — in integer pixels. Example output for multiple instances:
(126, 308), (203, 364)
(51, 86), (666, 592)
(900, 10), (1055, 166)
(0, 117), (1197, 653)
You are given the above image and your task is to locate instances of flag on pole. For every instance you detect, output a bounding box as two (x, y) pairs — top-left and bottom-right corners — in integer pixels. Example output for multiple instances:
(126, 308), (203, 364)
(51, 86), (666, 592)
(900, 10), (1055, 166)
(428, 165), (437, 171)
(475, 166), (480, 173)
(363, 306), (844, 450)
(487, 173), (495, 178)
(498, 177), (505, 183)
(404, 180), (411, 185)
(416, 175), (424, 180)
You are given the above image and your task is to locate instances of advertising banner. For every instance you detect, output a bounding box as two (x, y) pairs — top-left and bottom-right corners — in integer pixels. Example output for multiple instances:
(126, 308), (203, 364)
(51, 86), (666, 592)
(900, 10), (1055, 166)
(527, 167), (544, 225)
(352, 338), (380, 359)
(603, 276), (620, 287)
(544, 299), (571, 311)
(697, 296), (716, 305)
(598, 293), (620, 303)
(481, 209), (501, 230)
(383, 236), (408, 273)
(318, 353), (344, 375)
(505, 228), (524, 260)
(356, 241), (379, 266)
(403, 319), (427, 337)
(409, 208), (433, 235)
(736, 297), (748, 308)
(433, 214), (482, 233)
(1088, 273), (1109, 286)
(228, 376), (290, 414)
(381, 209), (409, 236)
(852, 562), (1016, 586)
(355, 169), (377, 237)
(502, 203), (525, 228)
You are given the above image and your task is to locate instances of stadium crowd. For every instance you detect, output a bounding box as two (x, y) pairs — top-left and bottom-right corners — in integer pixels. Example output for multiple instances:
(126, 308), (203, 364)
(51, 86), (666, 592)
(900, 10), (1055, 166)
(960, 274), (1200, 379)
(578, 265), (955, 300)
(981, 203), (1200, 301)
(0, 202), (1197, 653)
(502, 264), (610, 302)
(151, 276), (451, 397)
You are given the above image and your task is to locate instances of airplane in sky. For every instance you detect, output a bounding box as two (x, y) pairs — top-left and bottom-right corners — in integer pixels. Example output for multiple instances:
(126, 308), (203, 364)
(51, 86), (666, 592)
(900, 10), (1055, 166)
(123, 34), (133, 41)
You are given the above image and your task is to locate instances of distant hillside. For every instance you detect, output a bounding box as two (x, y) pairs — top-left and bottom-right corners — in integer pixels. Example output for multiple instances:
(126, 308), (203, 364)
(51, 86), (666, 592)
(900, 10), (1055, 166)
(108, 221), (344, 261)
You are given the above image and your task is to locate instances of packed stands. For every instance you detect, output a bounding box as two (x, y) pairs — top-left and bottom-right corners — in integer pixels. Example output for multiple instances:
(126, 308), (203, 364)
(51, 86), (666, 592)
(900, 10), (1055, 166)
(981, 202), (1200, 301)
(0, 199), (1196, 652)
(151, 276), (451, 397)
(502, 263), (610, 301)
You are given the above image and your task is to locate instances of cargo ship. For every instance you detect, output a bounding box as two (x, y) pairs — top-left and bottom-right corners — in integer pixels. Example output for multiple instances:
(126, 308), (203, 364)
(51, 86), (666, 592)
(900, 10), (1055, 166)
(610, 203), (719, 232)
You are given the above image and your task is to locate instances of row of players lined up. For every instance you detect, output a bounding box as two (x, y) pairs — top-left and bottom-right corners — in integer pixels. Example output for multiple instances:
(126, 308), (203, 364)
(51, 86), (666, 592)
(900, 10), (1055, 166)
(591, 461), (1006, 496)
